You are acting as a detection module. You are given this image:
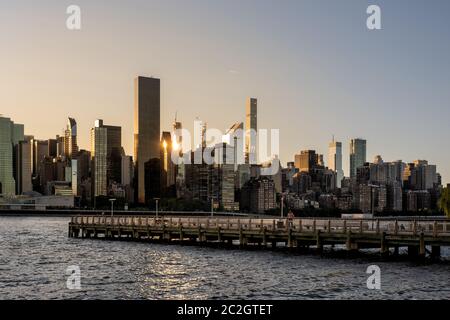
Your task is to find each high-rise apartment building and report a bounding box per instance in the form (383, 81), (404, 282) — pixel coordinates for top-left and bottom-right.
(403, 160), (437, 190)
(245, 98), (257, 164)
(134, 76), (160, 204)
(0, 117), (17, 195)
(240, 177), (276, 214)
(16, 136), (33, 195)
(349, 138), (366, 178)
(328, 138), (344, 188)
(212, 142), (240, 211)
(91, 120), (108, 197)
(90, 119), (122, 198)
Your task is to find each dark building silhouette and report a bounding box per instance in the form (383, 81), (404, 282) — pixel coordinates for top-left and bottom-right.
(134, 77), (161, 204)
(144, 158), (161, 202)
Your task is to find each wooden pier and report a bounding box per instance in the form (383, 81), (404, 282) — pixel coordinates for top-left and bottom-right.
(68, 216), (450, 259)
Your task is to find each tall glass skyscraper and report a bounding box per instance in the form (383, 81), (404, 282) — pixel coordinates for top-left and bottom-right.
(328, 138), (344, 188)
(350, 138), (367, 179)
(134, 76), (160, 204)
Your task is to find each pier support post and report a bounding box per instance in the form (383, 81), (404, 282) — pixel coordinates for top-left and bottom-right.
(217, 227), (222, 244)
(431, 246), (441, 259)
(419, 232), (426, 259)
(238, 227), (248, 249)
(316, 230), (323, 253)
(393, 246), (399, 256)
(346, 231), (352, 251)
(287, 228), (293, 250)
(380, 232), (389, 256)
(262, 227), (267, 248)
(408, 245), (418, 257)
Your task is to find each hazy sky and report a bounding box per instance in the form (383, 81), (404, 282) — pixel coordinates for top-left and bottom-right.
(1, 0), (449, 183)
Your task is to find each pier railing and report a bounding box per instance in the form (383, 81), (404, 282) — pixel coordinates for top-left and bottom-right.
(71, 216), (450, 236)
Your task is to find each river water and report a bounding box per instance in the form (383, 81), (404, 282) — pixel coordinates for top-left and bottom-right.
(0, 216), (449, 300)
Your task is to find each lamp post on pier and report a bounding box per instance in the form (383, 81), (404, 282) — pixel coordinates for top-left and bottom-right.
(109, 198), (116, 216)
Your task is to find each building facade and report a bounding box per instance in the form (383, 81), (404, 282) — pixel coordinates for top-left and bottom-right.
(349, 138), (366, 179)
(245, 98), (257, 164)
(134, 76), (160, 204)
(328, 138), (344, 188)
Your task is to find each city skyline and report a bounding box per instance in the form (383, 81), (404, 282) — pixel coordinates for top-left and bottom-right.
(1, 0), (450, 184)
(1, 82), (447, 184)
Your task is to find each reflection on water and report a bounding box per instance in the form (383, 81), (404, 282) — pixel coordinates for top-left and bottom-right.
(0, 217), (449, 300)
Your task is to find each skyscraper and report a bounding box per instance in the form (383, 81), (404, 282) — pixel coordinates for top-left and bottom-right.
(12, 124), (24, 194)
(134, 76), (160, 204)
(350, 138), (367, 179)
(160, 131), (176, 189)
(31, 139), (48, 177)
(173, 116), (185, 196)
(48, 138), (57, 158)
(104, 124), (122, 185)
(328, 138), (344, 188)
(91, 120), (108, 197)
(294, 150), (319, 173)
(90, 119), (123, 199)
(0, 116), (17, 195)
(245, 98), (257, 164)
(16, 136), (33, 195)
(65, 118), (79, 159)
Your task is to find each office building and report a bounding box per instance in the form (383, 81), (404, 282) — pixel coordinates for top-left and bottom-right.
(161, 131), (176, 190)
(350, 138), (366, 178)
(91, 120), (108, 197)
(328, 138), (344, 188)
(134, 76), (160, 204)
(294, 150), (320, 173)
(104, 124), (122, 185)
(64, 117), (79, 159)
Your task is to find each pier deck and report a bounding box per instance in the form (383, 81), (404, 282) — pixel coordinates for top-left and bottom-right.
(68, 216), (450, 259)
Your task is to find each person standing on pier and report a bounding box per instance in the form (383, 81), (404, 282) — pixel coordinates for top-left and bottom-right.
(287, 210), (295, 228)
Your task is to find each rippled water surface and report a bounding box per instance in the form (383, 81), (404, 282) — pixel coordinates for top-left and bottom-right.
(0, 216), (449, 300)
